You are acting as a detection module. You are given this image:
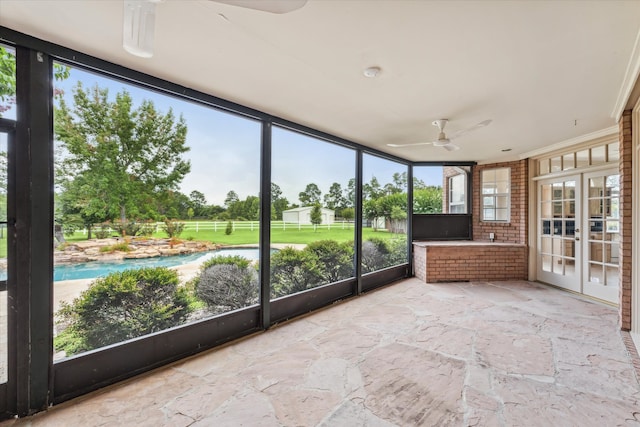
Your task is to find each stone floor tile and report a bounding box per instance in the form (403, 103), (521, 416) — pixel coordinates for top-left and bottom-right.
(2, 280), (639, 427)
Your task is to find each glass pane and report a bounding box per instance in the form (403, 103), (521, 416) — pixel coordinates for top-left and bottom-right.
(552, 183), (563, 200)
(541, 220), (551, 235)
(606, 175), (620, 197)
(563, 182), (575, 199)
(588, 200), (602, 218)
(591, 146), (606, 165)
(565, 258), (576, 277)
(540, 184), (552, 203)
(589, 263), (604, 283)
(271, 127), (356, 298)
(542, 254), (552, 272)
(564, 201), (575, 218)
(539, 159), (550, 175)
(361, 154), (408, 274)
(552, 257), (563, 274)
(552, 237), (563, 255)
(562, 153), (575, 170)
(541, 202), (552, 218)
(483, 209), (495, 220)
(495, 208), (509, 221)
(550, 157), (562, 172)
(482, 183), (496, 195)
(589, 177), (604, 197)
(553, 201), (563, 217)
(53, 64), (261, 359)
(496, 181), (510, 194)
(495, 167), (510, 181)
(604, 242), (619, 265)
(0, 45), (17, 120)
(564, 220), (575, 236)
(496, 196), (509, 209)
(589, 242), (603, 262)
(605, 265), (619, 287)
(607, 142), (620, 162)
(541, 237), (552, 254)
(576, 150), (589, 168)
(553, 220), (563, 236)
(413, 166), (445, 214)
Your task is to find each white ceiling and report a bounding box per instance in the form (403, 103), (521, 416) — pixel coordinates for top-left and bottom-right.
(1, 0), (639, 163)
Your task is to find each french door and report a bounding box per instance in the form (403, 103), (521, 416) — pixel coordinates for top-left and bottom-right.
(537, 170), (620, 304)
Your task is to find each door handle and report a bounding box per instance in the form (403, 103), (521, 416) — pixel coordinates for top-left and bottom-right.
(575, 237), (580, 241)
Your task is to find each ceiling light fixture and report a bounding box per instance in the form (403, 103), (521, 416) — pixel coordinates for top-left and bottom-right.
(363, 66), (381, 78)
(123, 0), (160, 58)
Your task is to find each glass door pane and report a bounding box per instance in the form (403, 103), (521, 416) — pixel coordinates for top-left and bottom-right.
(537, 176), (580, 291)
(583, 171), (619, 303)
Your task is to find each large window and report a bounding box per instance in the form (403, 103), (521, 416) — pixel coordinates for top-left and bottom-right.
(270, 127), (356, 299)
(481, 167), (510, 222)
(52, 64), (261, 360)
(361, 154), (408, 273)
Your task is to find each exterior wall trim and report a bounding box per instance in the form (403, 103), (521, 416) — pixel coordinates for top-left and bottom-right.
(613, 28), (640, 122)
(520, 126), (618, 160)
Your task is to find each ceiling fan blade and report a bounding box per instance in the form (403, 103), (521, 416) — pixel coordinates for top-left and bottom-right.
(449, 119), (492, 140)
(386, 142), (433, 148)
(442, 143), (460, 152)
(211, 0), (308, 14)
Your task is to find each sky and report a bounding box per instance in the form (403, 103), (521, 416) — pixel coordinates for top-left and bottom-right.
(17, 62), (443, 206)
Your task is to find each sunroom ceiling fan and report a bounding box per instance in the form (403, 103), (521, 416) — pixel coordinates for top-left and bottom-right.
(387, 119), (492, 152)
(123, 0), (308, 57)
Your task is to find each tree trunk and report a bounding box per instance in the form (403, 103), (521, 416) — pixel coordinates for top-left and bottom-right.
(87, 224), (92, 240)
(120, 205), (127, 224)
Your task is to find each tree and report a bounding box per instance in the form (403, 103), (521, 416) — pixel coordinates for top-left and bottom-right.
(189, 190), (207, 217)
(345, 178), (356, 207)
(1, 46), (70, 117)
(224, 190), (239, 208)
(363, 176), (383, 200)
(323, 182), (347, 212)
(298, 183), (321, 206)
(271, 182), (289, 220)
(55, 83), (191, 226)
(414, 186), (443, 214)
(310, 203), (322, 231)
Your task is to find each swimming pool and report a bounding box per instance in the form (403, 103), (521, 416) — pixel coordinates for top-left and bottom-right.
(0, 247), (266, 282)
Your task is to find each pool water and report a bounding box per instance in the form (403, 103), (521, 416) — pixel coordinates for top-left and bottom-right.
(0, 248), (264, 282)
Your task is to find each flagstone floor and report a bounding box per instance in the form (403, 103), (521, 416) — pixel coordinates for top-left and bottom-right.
(2, 279), (639, 426)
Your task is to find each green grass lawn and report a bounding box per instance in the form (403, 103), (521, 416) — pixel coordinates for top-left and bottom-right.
(61, 226), (399, 245)
(0, 225), (403, 260)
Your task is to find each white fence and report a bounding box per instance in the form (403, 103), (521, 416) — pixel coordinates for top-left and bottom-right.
(78, 220), (356, 235)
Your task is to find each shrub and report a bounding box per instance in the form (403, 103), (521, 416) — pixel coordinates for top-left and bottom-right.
(303, 240), (353, 283)
(54, 267), (193, 356)
(99, 242), (130, 253)
(361, 237), (407, 273)
(225, 220), (233, 235)
(162, 219), (185, 238)
(94, 223), (112, 239)
(193, 255), (258, 314)
(361, 237), (391, 273)
(270, 247), (323, 298)
(138, 222), (156, 237)
(115, 221), (142, 237)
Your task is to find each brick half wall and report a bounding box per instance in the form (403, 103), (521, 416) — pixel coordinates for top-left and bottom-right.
(414, 242), (528, 282)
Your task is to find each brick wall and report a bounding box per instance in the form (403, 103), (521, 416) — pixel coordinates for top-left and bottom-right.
(619, 110), (632, 330)
(414, 243), (528, 282)
(472, 160), (528, 244)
